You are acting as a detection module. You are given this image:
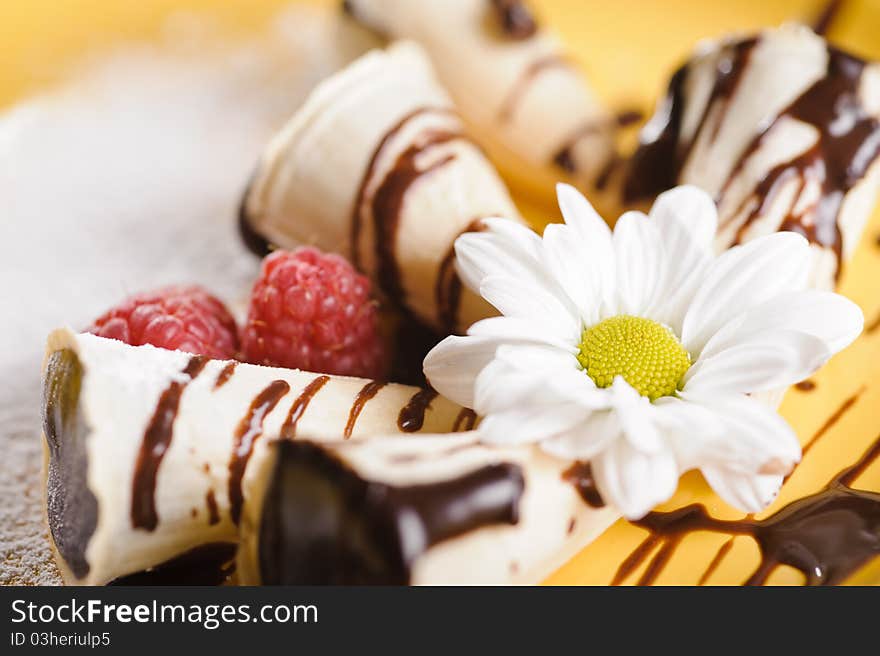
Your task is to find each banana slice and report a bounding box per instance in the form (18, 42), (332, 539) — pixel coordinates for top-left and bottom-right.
(342, 0), (617, 201)
(621, 24), (880, 289)
(237, 432), (618, 585)
(41, 328), (466, 585)
(241, 41), (522, 334)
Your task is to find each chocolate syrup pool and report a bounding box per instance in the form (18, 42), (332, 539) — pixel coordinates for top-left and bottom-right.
(614, 434), (880, 586)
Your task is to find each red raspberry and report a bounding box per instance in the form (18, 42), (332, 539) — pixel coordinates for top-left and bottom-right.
(242, 247), (386, 379)
(87, 285), (239, 359)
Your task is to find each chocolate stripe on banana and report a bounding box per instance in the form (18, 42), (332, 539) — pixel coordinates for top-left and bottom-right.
(241, 43), (521, 334)
(561, 462), (604, 508)
(228, 380), (290, 525)
(253, 440), (523, 584)
(343, 0), (617, 197)
(131, 355), (208, 531)
(41, 329), (465, 584)
(237, 433), (620, 585)
(452, 408), (478, 432)
(623, 25), (880, 288)
(397, 387), (439, 432)
(488, 0), (538, 41)
(344, 381), (387, 438)
(435, 218), (487, 334)
(497, 55), (571, 122)
(280, 374), (330, 439)
(724, 49), (880, 278)
(350, 106), (455, 270)
(370, 130), (463, 309)
(213, 362), (237, 390)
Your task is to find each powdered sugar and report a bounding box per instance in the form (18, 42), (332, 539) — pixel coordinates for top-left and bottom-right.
(0, 6), (357, 584)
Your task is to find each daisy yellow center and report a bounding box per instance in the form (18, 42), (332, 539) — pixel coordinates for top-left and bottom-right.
(577, 315), (691, 401)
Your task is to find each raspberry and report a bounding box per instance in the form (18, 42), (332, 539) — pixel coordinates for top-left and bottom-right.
(87, 285), (239, 359)
(242, 247), (386, 379)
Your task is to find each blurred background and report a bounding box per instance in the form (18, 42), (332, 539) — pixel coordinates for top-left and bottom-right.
(0, 0), (878, 109)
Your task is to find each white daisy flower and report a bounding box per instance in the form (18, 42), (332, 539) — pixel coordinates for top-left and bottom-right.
(423, 184), (864, 520)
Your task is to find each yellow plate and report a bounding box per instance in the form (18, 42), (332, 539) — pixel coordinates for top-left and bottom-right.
(4, 0), (879, 585)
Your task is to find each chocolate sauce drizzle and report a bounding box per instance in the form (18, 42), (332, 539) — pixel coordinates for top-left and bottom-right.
(498, 56), (570, 122)
(213, 362), (237, 390)
(624, 36), (880, 279)
(552, 109), (644, 177)
(344, 380), (387, 438)
(614, 432), (880, 586)
(552, 122), (604, 175)
(205, 489), (220, 526)
(280, 375), (330, 439)
(350, 107), (454, 270)
(349, 106), (471, 318)
(372, 133), (461, 308)
(228, 380), (290, 524)
(795, 379), (816, 392)
(453, 408), (478, 432)
(801, 386), (863, 456)
(397, 387), (439, 432)
(131, 356), (208, 531)
(730, 49), (880, 268)
(621, 64), (688, 198)
(616, 109), (644, 128)
(258, 440), (525, 584)
(623, 38), (758, 202)
(813, 0), (844, 36)
(435, 218), (487, 333)
(489, 0), (538, 40)
(384, 462), (525, 569)
(697, 537), (735, 585)
(561, 462), (605, 508)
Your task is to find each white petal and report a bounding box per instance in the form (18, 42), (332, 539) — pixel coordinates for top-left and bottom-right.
(701, 467), (784, 513)
(541, 222), (602, 326)
(541, 411), (620, 461)
(477, 402), (591, 445)
(609, 377), (664, 453)
(612, 211), (663, 316)
(680, 232), (811, 357)
(592, 438), (679, 520)
(483, 344), (609, 410)
(556, 183), (616, 314)
(466, 316), (575, 352)
(700, 290), (864, 360)
(423, 335), (501, 408)
(479, 275), (581, 344)
(649, 185), (717, 249)
(557, 183), (607, 233)
(684, 330), (829, 394)
(453, 219), (543, 293)
(473, 358), (552, 413)
(647, 186), (717, 330)
(651, 395), (725, 468)
(456, 219), (584, 332)
(676, 393), (802, 474)
(473, 344), (577, 410)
